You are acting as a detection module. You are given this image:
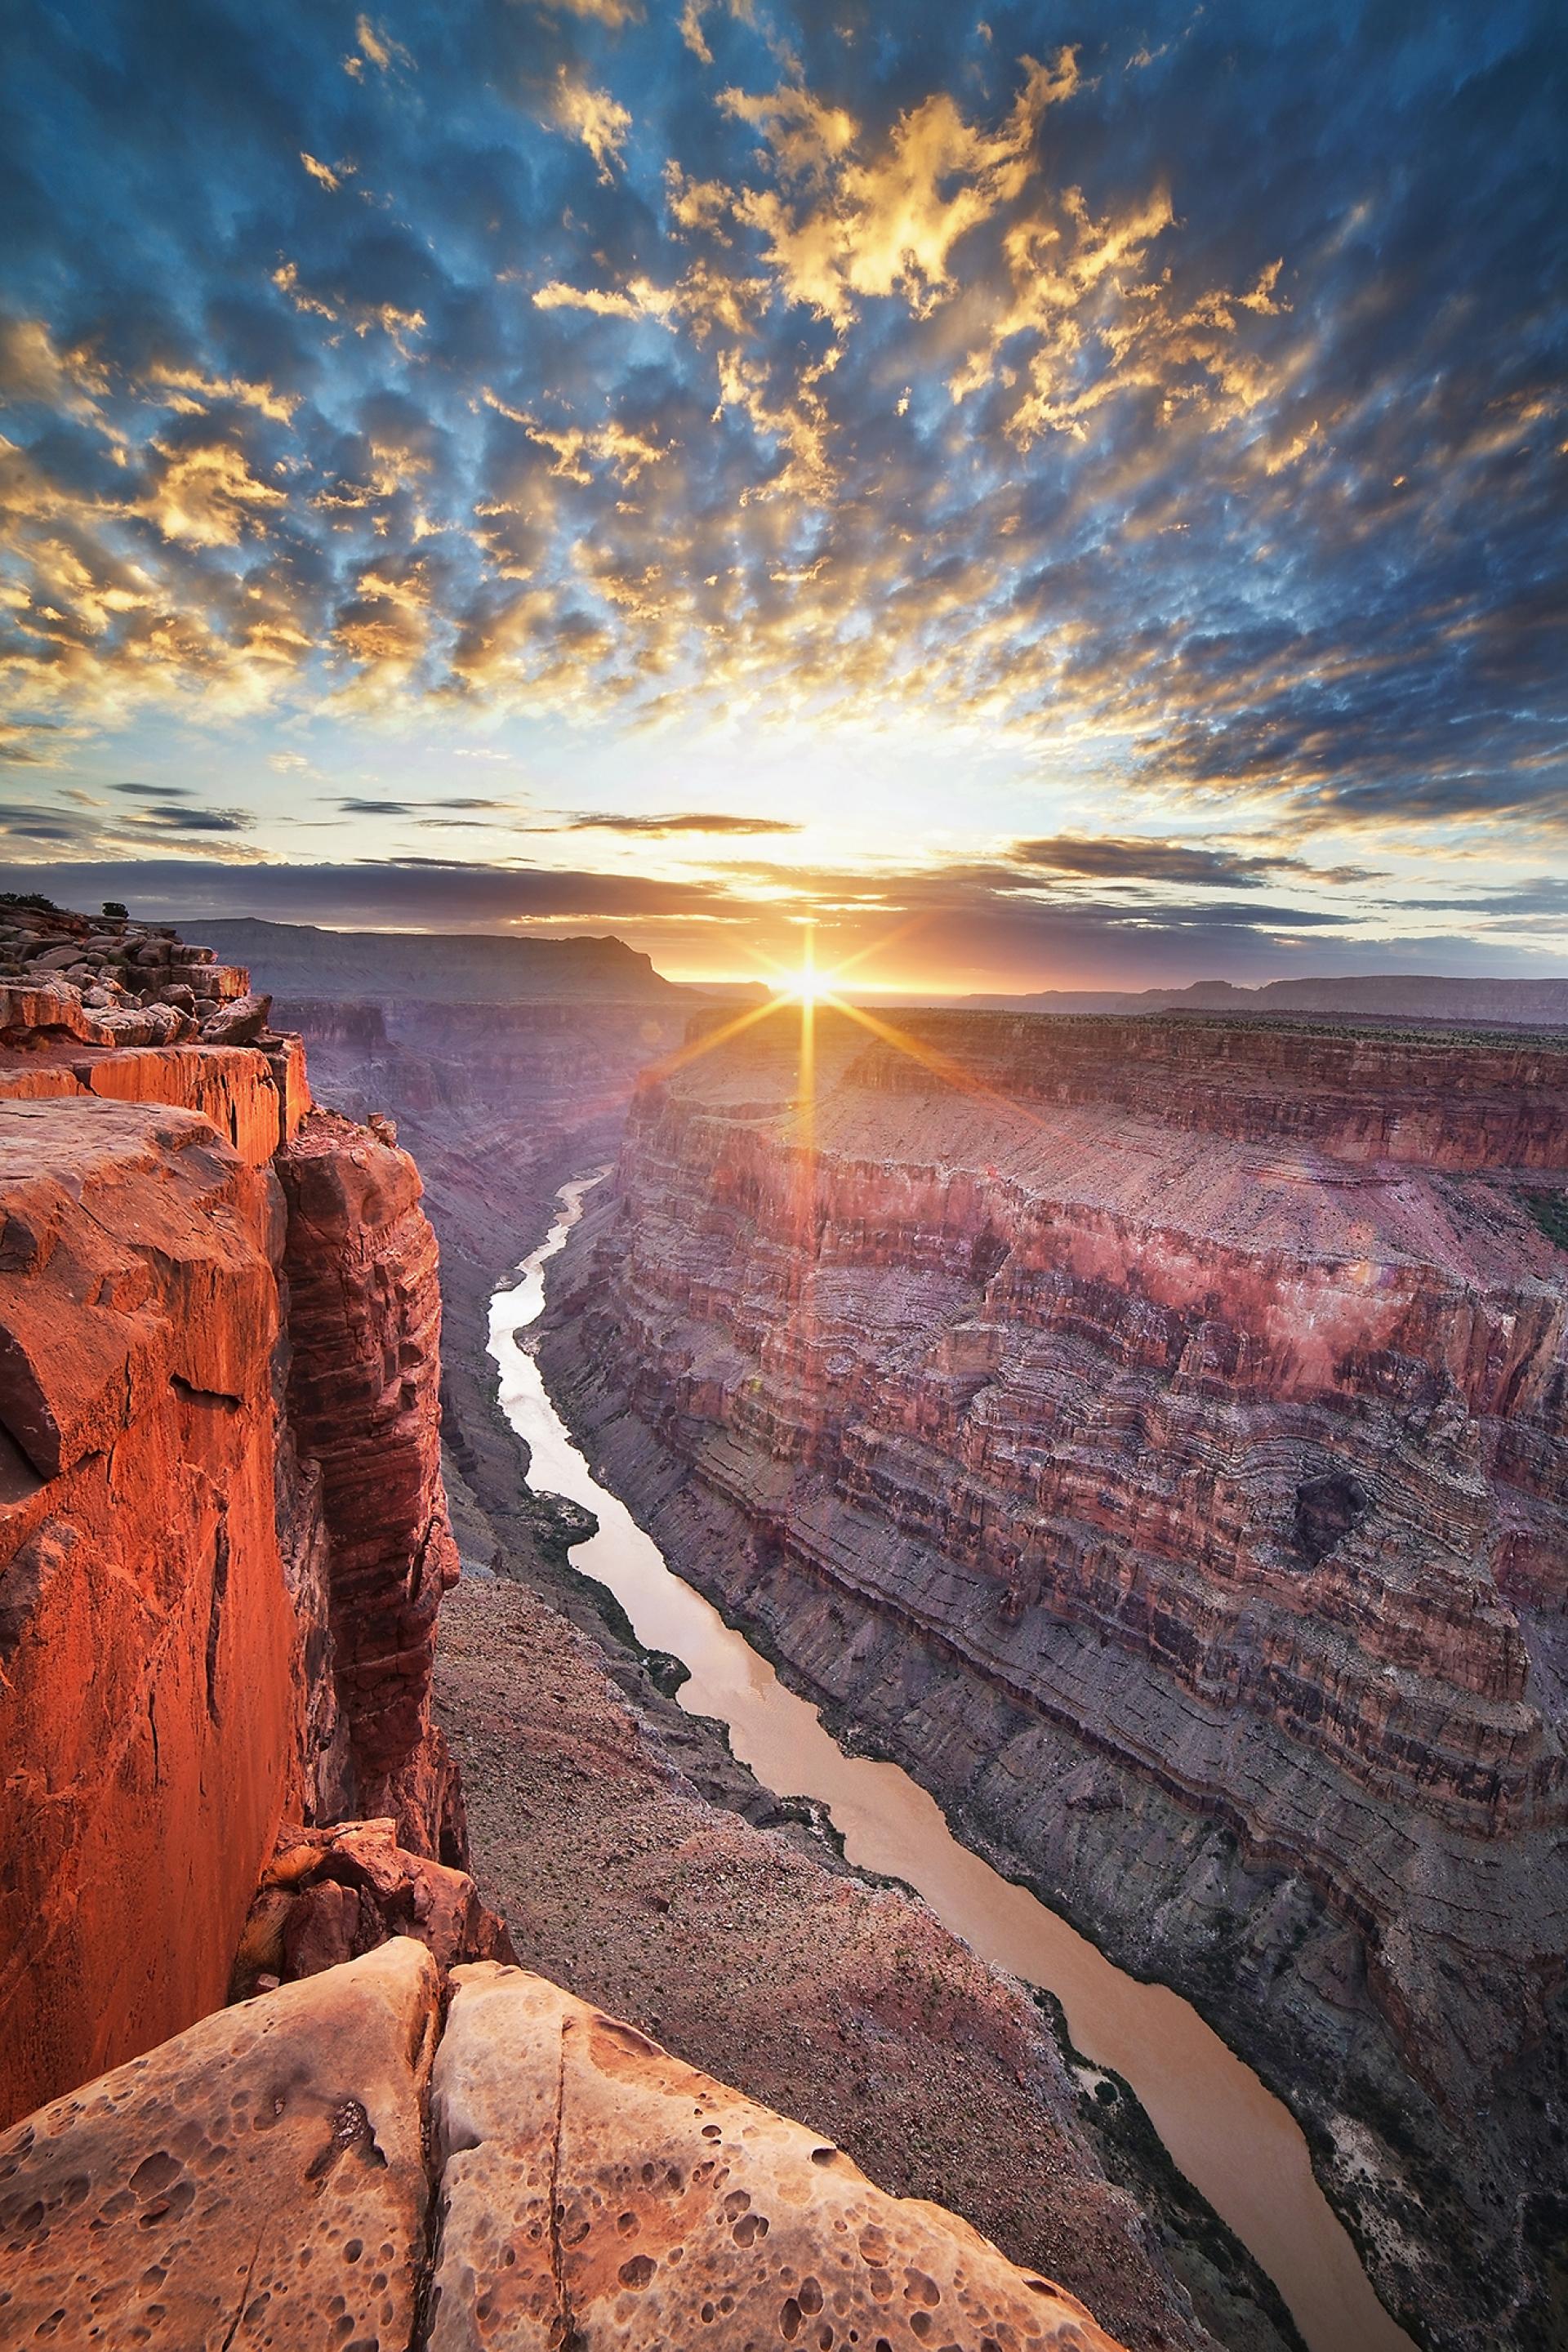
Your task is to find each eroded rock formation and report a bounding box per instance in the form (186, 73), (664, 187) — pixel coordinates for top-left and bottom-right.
(0, 1096), (326, 2127)
(232, 1817), (514, 1997)
(0, 1940), (440, 2351)
(0, 904), (465, 2126)
(426, 1962), (1126, 2351)
(541, 1002), (1568, 2347)
(0, 1940), (1131, 2352)
(278, 1111), (465, 1854)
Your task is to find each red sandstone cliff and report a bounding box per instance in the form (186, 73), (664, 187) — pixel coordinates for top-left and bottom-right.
(541, 1002), (1568, 2350)
(278, 1111), (465, 1855)
(0, 903), (473, 2125)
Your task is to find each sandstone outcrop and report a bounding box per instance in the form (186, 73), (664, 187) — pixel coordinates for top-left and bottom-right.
(0, 1943), (1134, 2352)
(542, 1002), (1568, 2347)
(0, 1939), (440, 2352)
(233, 1817), (514, 1996)
(0, 1094), (333, 2127)
(426, 1962), (1127, 2352)
(278, 1111), (465, 1855)
(0, 905), (467, 2127)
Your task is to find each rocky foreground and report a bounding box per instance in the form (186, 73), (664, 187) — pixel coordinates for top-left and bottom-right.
(0, 1938), (1126, 2352)
(541, 1001), (1568, 2350)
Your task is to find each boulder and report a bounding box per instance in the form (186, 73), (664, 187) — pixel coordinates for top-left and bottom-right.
(202, 991), (272, 1046)
(0, 1939), (439, 2350)
(232, 1816), (514, 1997)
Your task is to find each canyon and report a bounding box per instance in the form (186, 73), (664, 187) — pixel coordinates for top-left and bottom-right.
(538, 1000), (1568, 2351)
(7, 896), (1564, 2350)
(0, 901), (1197, 2352)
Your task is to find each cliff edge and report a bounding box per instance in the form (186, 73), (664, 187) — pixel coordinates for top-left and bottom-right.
(0, 901), (474, 2123)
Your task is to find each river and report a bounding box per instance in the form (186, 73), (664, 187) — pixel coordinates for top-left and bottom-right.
(488, 1171), (1415, 2352)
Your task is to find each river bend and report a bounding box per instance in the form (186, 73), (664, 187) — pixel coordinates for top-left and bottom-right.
(489, 1172), (1414, 2352)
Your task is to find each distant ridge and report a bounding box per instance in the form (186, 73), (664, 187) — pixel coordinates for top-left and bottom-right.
(953, 973), (1568, 1027)
(199, 917), (677, 1004)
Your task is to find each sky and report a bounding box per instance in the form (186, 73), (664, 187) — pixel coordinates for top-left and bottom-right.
(0, 0), (1565, 991)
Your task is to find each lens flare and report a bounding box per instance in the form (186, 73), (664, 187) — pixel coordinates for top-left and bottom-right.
(773, 928), (840, 1004)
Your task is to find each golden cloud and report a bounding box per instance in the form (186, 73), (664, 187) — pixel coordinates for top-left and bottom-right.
(550, 66), (634, 183)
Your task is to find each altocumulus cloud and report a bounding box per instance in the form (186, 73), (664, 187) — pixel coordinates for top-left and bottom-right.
(0, 0), (1563, 847)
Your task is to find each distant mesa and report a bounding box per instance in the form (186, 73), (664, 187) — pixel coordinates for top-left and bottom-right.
(198, 915), (679, 1004)
(958, 972), (1568, 1027)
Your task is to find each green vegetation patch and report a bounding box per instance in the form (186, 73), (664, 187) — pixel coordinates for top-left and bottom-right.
(1521, 1191), (1568, 1252)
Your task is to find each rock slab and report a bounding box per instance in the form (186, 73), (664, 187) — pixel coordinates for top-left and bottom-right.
(0, 1939), (439, 2351)
(427, 1962), (1125, 2351)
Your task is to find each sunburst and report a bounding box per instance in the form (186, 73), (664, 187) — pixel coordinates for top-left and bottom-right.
(630, 920), (1052, 1408)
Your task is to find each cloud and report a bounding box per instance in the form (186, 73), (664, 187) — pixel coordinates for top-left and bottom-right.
(550, 68), (633, 183)
(0, 719), (65, 764)
(131, 805), (254, 833)
(338, 794), (512, 816)
(345, 15), (411, 76)
(1009, 835), (1307, 889)
(538, 0), (644, 24)
(0, 0), (1562, 884)
(568, 810), (802, 834)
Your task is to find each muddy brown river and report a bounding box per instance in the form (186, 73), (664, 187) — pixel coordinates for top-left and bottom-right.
(491, 1173), (1415, 2352)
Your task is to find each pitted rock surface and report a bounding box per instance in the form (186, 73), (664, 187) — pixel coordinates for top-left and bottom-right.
(0, 1939), (439, 2351)
(427, 1963), (1129, 2352)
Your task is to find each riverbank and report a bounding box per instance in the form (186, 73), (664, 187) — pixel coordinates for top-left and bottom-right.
(529, 1178), (1420, 2352)
(429, 1195), (1302, 2352)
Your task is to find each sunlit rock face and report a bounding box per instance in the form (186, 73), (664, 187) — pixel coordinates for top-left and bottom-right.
(0, 1940), (441, 2352)
(0, 1094), (328, 2130)
(542, 1003), (1568, 2346)
(0, 1944), (1131, 2352)
(425, 1962), (1128, 2352)
(0, 911), (469, 2126)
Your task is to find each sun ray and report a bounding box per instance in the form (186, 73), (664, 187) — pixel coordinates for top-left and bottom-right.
(824, 997), (1054, 1140)
(635, 988), (787, 1087)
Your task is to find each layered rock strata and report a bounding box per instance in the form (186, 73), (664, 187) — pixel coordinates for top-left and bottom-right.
(541, 1003), (1568, 2347)
(0, 907), (465, 2127)
(278, 1111), (465, 1854)
(0, 1939), (1133, 2352)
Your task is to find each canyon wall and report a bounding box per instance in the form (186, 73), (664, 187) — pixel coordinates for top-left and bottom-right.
(0, 903), (467, 2125)
(542, 1002), (1568, 2350)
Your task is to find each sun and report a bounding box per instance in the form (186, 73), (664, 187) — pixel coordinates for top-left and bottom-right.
(777, 964), (840, 1004)
(769, 924), (841, 1005)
